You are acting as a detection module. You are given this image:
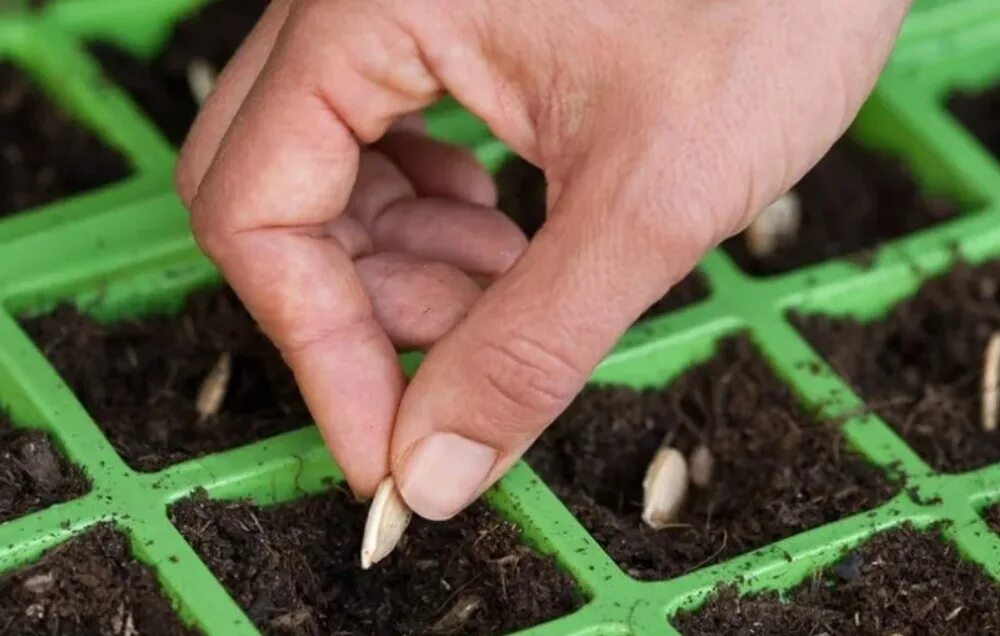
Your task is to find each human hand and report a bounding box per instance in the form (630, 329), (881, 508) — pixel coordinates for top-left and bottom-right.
(176, 0), (911, 520)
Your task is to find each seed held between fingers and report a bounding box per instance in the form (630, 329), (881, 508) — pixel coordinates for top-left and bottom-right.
(745, 191), (802, 258)
(361, 477), (413, 569)
(642, 447), (689, 530)
(186, 58), (218, 106)
(981, 332), (1000, 432)
(195, 352), (231, 422)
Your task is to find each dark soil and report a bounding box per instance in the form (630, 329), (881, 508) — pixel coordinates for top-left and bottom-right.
(0, 415), (89, 523)
(987, 505), (1000, 534)
(949, 86), (1000, 158)
(0, 64), (130, 218)
(170, 489), (581, 635)
(90, 0), (269, 144)
(525, 335), (897, 581)
(496, 156), (710, 318)
(673, 524), (1000, 635)
(723, 139), (959, 275)
(21, 288), (309, 472)
(794, 261), (1000, 473)
(0, 524), (196, 635)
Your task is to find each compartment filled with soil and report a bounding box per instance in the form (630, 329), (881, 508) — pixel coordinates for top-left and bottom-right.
(722, 138), (958, 276)
(794, 261), (1000, 473)
(170, 489), (582, 635)
(90, 0), (269, 144)
(496, 156), (710, 318)
(0, 63), (130, 218)
(986, 505), (1000, 534)
(525, 335), (896, 581)
(673, 524), (1000, 635)
(0, 523), (195, 635)
(949, 86), (1000, 158)
(0, 415), (89, 523)
(21, 288), (309, 472)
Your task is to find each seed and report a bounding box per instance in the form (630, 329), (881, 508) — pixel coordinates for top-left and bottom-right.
(361, 476), (412, 569)
(22, 572), (55, 595)
(186, 58), (218, 105)
(688, 444), (714, 488)
(745, 191), (801, 258)
(429, 594), (484, 634)
(981, 332), (1000, 432)
(641, 446), (688, 530)
(195, 352), (231, 422)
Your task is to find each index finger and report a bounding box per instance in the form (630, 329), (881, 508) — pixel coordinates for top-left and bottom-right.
(188, 1), (443, 496)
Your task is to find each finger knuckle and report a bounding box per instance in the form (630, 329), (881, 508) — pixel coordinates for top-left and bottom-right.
(476, 332), (586, 418)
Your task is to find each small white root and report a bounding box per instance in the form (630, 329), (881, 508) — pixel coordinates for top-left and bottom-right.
(745, 191), (802, 258)
(981, 332), (1000, 432)
(186, 58), (218, 105)
(688, 444), (714, 488)
(641, 447), (689, 530)
(195, 352), (231, 421)
(361, 477), (412, 569)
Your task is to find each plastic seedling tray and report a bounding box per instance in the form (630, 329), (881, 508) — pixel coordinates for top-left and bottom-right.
(1, 1), (1000, 634)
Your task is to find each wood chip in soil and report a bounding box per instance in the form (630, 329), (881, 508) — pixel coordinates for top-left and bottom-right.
(90, 0), (269, 144)
(0, 63), (130, 218)
(0, 414), (89, 523)
(0, 524), (196, 635)
(496, 156), (710, 318)
(672, 524), (1000, 635)
(21, 288), (309, 472)
(722, 138), (959, 275)
(794, 260), (1000, 472)
(949, 85), (1000, 158)
(170, 489), (582, 635)
(525, 335), (897, 581)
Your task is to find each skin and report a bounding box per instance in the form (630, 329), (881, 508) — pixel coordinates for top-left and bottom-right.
(177, 0), (913, 520)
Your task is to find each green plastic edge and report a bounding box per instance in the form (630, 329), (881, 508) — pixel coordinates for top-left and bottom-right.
(0, 2), (998, 635)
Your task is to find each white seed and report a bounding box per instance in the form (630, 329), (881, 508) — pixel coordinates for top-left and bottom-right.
(22, 572), (55, 595)
(195, 352), (232, 422)
(186, 58), (218, 105)
(688, 444), (714, 488)
(361, 477), (412, 569)
(982, 332), (1000, 432)
(745, 191), (802, 258)
(641, 447), (689, 530)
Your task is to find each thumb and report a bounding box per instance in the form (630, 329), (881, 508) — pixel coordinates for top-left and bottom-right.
(389, 150), (715, 520)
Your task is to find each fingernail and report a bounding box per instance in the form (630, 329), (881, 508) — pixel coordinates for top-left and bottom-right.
(395, 432), (498, 521)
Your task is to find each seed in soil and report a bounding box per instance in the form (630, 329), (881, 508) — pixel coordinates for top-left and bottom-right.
(0, 63), (130, 218)
(948, 85), (1000, 158)
(982, 331), (1000, 432)
(21, 287), (309, 472)
(672, 524), (1000, 635)
(496, 155), (710, 319)
(641, 446), (688, 529)
(526, 335), (898, 581)
(0, 523), (196, 635)
(722, 138), (959, 275)
(89, 0), (269, 144)
(170, 488), (582, 635)
(794, 260), (1000, 472)
(0, 414), (89, 523)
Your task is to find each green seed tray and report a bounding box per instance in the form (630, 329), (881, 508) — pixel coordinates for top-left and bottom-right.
(1, 1), (1000, 634)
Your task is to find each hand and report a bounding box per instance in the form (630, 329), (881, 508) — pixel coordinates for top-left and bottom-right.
(176, 0), (912, 520)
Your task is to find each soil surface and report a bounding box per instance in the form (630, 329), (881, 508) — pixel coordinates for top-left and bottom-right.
(949, 86), (1000, 158)
(525, 335), (896, 581)
(723, 139), (959, 275)
(171, 489), (581, 635)
(21, 288), (309, 472)
(496, 156), (710, 318)
(0, 64), (130, 218)
(0, 524), (195, 635)
(987, 505), (1000, 534)
(795, 261), (1000, 473)
(673, 524), (1000, 635)
(0, 415), (89, 524)
(91, 0), (269, 144)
